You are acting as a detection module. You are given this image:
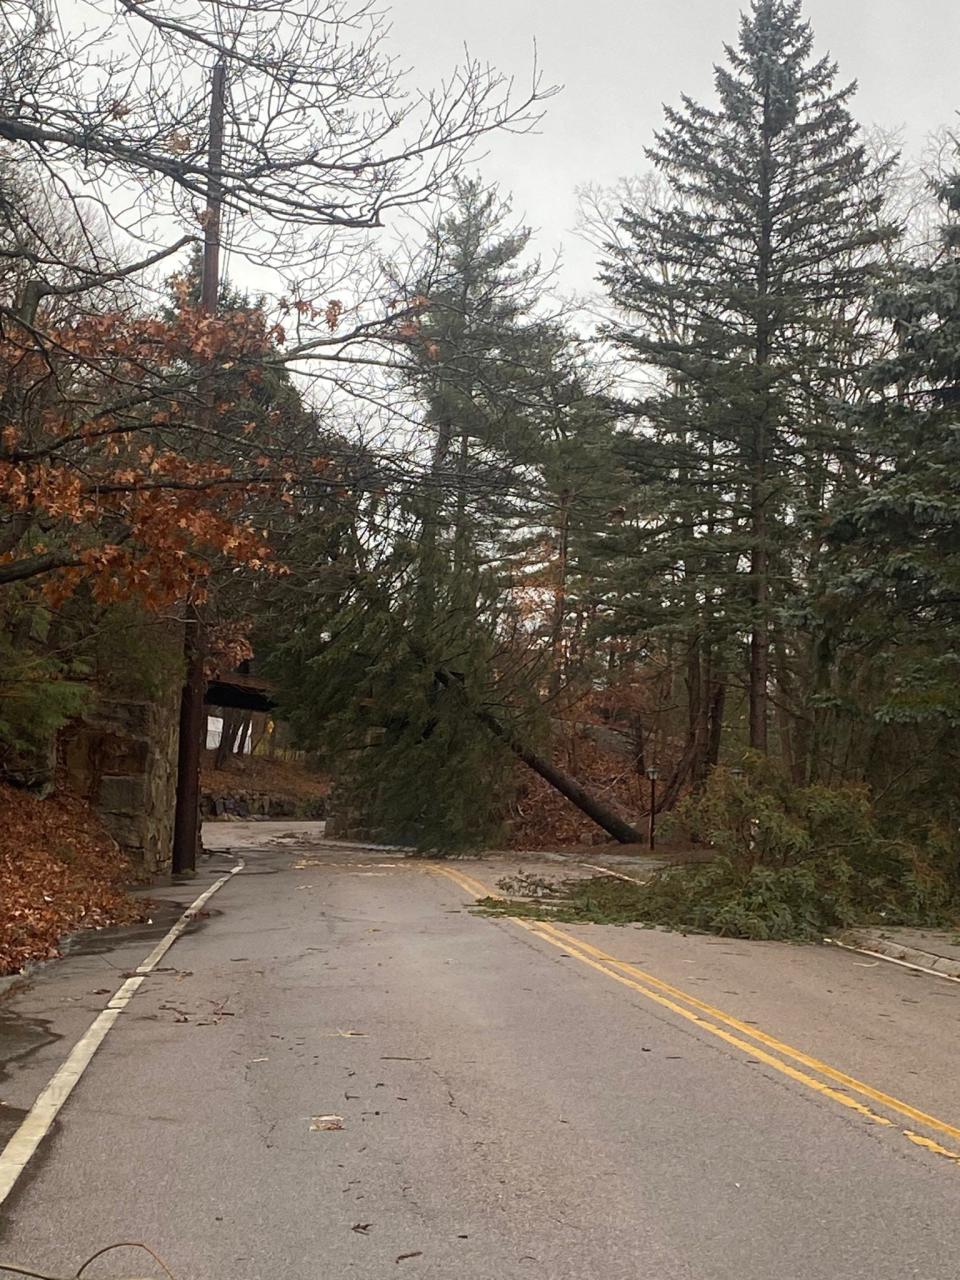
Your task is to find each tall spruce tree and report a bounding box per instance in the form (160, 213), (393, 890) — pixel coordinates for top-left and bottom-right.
(824, 167), (960, 820)
(600, 0), (894, 762)
(510, 386), (629, 697)
(406, 177), (564, 572)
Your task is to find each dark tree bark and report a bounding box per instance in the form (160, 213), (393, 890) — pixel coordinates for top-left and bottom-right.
(215, 708), (240, 769)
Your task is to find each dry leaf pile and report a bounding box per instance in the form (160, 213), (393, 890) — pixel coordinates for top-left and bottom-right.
(201, 750), (330, 804)
(0, 782), (145, 976)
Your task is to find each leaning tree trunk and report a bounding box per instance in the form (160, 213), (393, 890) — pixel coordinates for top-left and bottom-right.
(431, 666), (644, 845)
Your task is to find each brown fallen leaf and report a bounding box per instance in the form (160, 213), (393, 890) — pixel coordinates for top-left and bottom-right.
(310, 1114), (344, 1131)
(0, 781), (147, 978)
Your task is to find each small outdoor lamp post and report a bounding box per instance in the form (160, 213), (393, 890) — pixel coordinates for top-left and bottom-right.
(646, 767), (661, 852)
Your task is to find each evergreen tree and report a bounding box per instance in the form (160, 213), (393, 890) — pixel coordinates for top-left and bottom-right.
(270, 524), (541, 851)
(825, 167), (960, 823)
(600, 0), (895, 766)
(405, 177), (564, 570)
(265, 179), (565, 848)
(504, 383), (632, 698)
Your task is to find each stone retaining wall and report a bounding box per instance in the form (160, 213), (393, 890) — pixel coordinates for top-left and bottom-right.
(201, 789), (325, 820)
(60, 688), (181, 877)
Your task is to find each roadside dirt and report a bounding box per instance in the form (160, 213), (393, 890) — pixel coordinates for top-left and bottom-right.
(201, 752), (330, 805)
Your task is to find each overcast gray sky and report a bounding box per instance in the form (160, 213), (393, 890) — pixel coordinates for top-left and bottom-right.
(388, 0), (960, 294)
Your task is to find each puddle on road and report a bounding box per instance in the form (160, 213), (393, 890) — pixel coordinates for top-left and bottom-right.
(0, 1007), (62, 1143)
(0, 1009), (61, 1088)
(0, 1099), (28, 1147)
(61, 902), (185, 958)
(62, 901), (224, 958)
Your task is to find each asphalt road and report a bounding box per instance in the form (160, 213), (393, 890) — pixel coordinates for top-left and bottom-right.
(2, 829), (960, 1279)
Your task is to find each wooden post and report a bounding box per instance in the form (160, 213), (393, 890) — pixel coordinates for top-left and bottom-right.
(172, 606), (206, 873)
(648, 772), (657, 853)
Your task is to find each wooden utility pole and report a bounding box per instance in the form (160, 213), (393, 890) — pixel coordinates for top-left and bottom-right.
(172, 60), (226, 875)
(200, 61), (227, 315)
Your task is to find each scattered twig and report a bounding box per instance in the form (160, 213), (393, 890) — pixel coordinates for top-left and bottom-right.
(1, 1241), (176, 1280)
(76, 1241), (177, 1280)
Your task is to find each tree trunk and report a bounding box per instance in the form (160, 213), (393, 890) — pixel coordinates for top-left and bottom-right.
(431, 665), (644, 844)
(495, 726), (644, 845)
(750, 81), (774, 754)
(548, 488), (570, 697)
(249, 712), (269, 756)
(172, 608), (205, 874)
(749, 501), (770, 753)
(233, 712), (252, 757)
(707, 677), (726, 771)
(773, 634), (798, 781)
(452, 428), (471, 577)
(215, 708), (240, 769)
(631, 712), (647, 780)
(657, 736), (698, 814)
(682, 633), (711, 790)
(693, 638), (714, 788)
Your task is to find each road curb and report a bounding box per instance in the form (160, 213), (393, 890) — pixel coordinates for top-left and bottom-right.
(829, 932), (960, 982)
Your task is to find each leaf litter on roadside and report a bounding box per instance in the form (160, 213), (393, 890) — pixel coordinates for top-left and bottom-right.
(0, 781), (146, 975)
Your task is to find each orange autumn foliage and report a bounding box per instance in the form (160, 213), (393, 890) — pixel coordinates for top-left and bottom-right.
(0, 301), (304, 608)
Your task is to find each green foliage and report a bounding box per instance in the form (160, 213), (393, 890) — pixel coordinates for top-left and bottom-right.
(268, 539), (544, 853)
(483, 761), (960, 941)
(0, 634), (90, 784)
(89, 605), (184, 700)
(596, 0), (896, 775)
(264, 178), (569, 851)
(0, 594), (184, 787)
(668, 757), (878, 866)
(829, 170), (960, 707)
(810, 154), (960, 814)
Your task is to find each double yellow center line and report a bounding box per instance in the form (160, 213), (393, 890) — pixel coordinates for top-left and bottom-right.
(429, 863), (960, 1167)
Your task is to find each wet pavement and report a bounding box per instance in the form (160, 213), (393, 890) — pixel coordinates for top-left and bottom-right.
(0, 844), (239, 1147)
(4, 830), (960, 1279)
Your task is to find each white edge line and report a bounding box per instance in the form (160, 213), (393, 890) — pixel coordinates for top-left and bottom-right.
(577, 861), (646, 884)
(0, 860), (245, 1207)
(826, 937), (960, 984)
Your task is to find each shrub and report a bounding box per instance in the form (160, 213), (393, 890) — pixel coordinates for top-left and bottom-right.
(485, 758), (960, 941)
(0, 636), (90, 787)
